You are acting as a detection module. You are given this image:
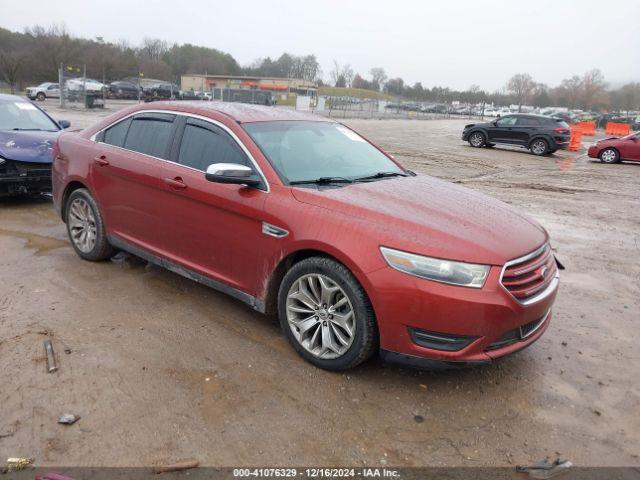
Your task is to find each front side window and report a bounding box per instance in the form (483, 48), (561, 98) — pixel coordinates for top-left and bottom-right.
(243, 121), (403, 183)
(177, 118), (248, 171)
(496, 116), (518, 126)
(123, 113), (176, 159)
(101, 118), (132, 147)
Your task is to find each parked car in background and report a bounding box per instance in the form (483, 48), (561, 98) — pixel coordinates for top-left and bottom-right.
(52, 102), (558, 370)
(587, 132), (640, 164)
(552, 112), (576, 125)
(0, 94), (69, 196)
(66, 78), (105, 93)
(107, 81), (140, 99)
(463, 114), (571, 155)
(143, 83), (178, 101)
(26, 82), (60, 101)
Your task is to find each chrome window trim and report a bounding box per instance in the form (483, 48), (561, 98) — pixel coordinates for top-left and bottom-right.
(90, 109), (270, 192)
(499, 243), (559, 306)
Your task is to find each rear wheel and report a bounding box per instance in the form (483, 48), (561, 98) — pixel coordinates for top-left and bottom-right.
(600, 148), (620, 164)
(65, 188), (116, 261)
(530, 138), (549, 156)
(278, 257), (377, 371)
(36, 92), (46, 101)
(468, 131), (485, 148)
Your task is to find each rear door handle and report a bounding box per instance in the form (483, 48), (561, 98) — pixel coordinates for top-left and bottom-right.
(164, 177), (187, 190)
(93, 155), (109, 166)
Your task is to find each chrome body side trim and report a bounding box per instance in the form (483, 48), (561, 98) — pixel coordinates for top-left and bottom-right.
(108, 234), (266, 313)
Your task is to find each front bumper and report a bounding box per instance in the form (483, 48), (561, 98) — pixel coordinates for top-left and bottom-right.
(367, 262), (558, 367)
(587, 145), (600, 158)
(0, 163), (52, 197)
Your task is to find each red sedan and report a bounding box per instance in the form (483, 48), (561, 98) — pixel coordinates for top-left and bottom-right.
(588, 132), (640, 163)
(52, 102), (559, 371)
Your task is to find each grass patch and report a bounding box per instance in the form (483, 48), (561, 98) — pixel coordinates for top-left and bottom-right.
(318, 87), (393, 100)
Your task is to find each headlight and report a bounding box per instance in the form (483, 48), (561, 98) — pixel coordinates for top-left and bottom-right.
(380, 246), (490, 288)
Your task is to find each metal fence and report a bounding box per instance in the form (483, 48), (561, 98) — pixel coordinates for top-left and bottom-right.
(57, 63), (107, 109)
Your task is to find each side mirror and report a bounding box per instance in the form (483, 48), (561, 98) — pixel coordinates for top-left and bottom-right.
(205, 163), (261, 187)
(492, 121), (498, 126)
(58, 120), (70, 129)
(630, 135), (638, 142)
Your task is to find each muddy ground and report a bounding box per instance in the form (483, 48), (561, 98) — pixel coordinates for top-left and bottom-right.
(1, 101), (639, 468)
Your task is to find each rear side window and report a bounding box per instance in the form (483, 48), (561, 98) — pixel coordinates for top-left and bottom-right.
(554, 119), (570, 129)
(123, 113), (176, 159)
(102, 118), (132, 147)
(177, 118), (248, 171)
(516, 117), (541, 126)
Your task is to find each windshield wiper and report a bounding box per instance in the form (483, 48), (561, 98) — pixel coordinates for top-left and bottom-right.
(353, 171), (408, 182)
(289, 176), (354, 185)
(12, 128), (53, 131)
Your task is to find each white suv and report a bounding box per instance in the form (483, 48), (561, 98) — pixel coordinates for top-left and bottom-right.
(26, 82), (60, 101)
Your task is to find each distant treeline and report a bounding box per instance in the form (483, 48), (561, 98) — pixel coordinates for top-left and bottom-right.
(0, 25), (320, 90)
(0, 24), (638, 112)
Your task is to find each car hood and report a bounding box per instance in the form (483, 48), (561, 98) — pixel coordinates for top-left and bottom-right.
(0, 130), (60, 163)
(291, 175), (547, 265)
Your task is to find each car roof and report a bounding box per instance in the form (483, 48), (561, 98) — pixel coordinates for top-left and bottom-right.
(143, 100), (333, 124)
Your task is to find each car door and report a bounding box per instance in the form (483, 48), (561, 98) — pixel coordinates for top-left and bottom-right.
(158, 115), (267, 295)
(618, 134), (640, 161)
(514, 116), (540, 145)
(48, 84), (60, 98)
(92, 112), (177, 253)
(488, 115), (518, 143)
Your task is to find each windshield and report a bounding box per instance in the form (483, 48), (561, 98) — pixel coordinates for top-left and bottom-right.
(0, 101), (60, 131)
(243, 121), (403, 183)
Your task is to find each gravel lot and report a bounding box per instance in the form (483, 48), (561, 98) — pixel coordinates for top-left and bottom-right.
(1, 100), (638, 468)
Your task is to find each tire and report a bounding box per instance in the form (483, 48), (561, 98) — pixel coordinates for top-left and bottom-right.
(65, 188), (116, 261)
(36, 92), (46, 101)
(277, 256), (378, 371)
(530, 138), (549, 156)
(468, 131), (485, 148)
(599, 147), (620, 164)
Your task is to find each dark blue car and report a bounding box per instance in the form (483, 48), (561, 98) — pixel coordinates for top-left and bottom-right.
(0, 94), (70, 197)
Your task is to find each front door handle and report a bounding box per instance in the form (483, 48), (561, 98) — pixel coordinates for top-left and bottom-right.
(164, 177), (187, 190)
(93, 155), (109, 166)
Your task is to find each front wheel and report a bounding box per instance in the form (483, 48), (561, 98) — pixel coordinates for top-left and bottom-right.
(600, 148), (620, 164)
(468, 131), (485, 147)
(278, 257), (378, 371)
(36, 92), (46, 101)
(530, 138), (549, 156)
(65, 188), (116, 261)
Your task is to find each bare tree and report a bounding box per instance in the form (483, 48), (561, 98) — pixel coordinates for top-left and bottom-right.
(581, 69), (607, 110)
(0, 50), (22, 93)
(341, 64), (354, 88)
(506, 73), (535, 111)
(369, 67), (387, 91)
(330, 60), (340, 86)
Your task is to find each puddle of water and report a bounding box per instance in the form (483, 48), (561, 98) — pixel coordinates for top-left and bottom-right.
(0, 228), (68, 255)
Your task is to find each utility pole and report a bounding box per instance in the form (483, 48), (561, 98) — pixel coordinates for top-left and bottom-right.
(59, 63), (65, 108)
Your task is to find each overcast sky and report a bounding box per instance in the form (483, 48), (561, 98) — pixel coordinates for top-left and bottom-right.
(2, 0), (639, 90)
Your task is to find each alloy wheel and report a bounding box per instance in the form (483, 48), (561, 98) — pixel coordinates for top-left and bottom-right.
(286, 273), (356, 359)
(601, 149), (617, 163)
(68, 197), (97, 253)
(470, 132), (484, 147)
(531, 140), (547, 155)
